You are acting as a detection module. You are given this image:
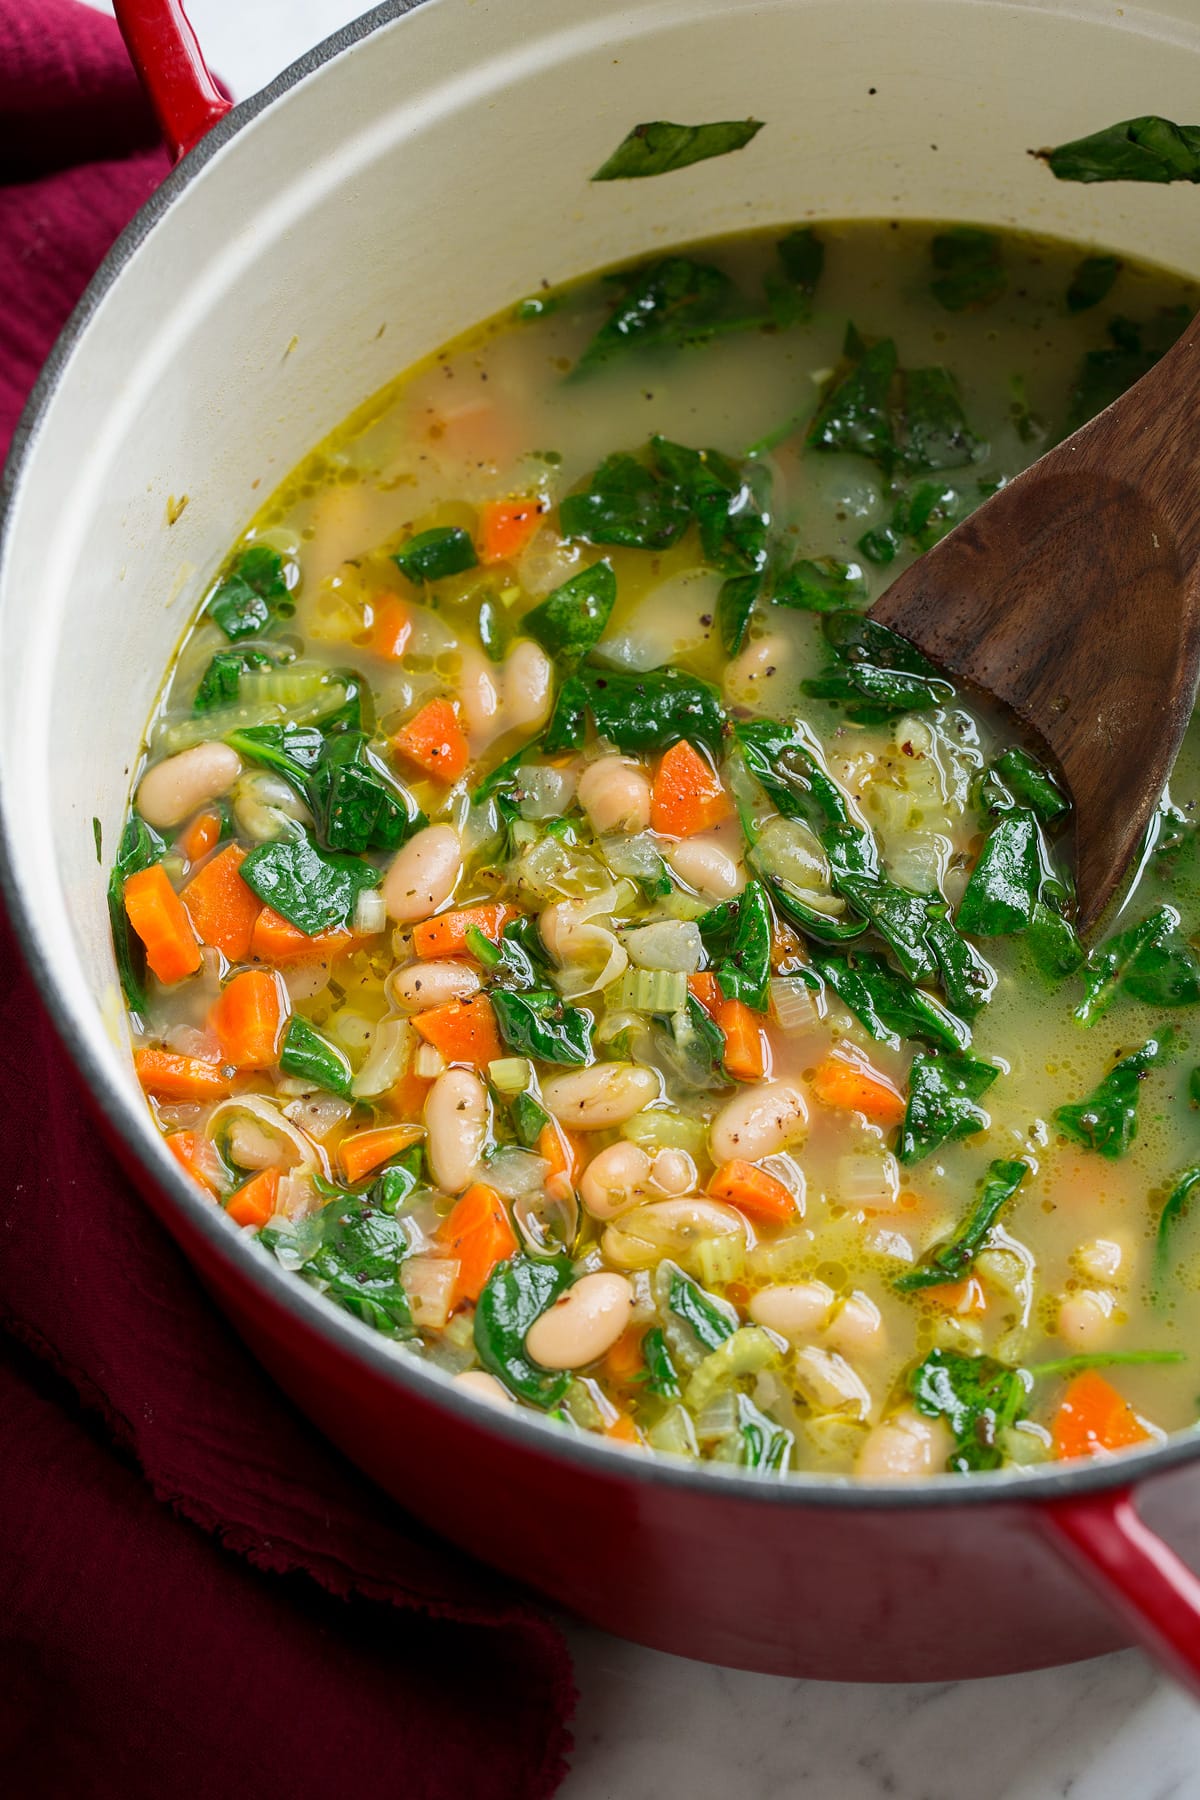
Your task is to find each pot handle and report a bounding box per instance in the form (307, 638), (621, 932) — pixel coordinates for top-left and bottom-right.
(112, 0), (232, 163)
(1043, 1487), (1200, 1697)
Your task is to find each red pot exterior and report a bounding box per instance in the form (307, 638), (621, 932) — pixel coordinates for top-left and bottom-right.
(114, 1140), (1126, 1681)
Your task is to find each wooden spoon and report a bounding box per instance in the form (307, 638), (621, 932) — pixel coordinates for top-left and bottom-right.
(869, 309), (1200, 934)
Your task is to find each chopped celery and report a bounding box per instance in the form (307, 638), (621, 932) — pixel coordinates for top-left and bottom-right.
(684, 1326), (781, 1412)
(646, 1405), (699, 1458)
(160, 679), (351, 753)
(621, 1110), (710, 1160)
(488, 1056), (532, 1094)
(607, 967), (688, 1014)
(562, 1377), (605, 1432)
(237, 665), (336, 710)
(695, 1234), (746, 1289)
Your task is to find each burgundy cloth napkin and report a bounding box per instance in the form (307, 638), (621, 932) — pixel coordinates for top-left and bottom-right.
(0, 5), (575, 1793)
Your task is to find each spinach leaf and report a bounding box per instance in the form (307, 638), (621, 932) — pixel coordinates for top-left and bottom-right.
(908, 1348), (1028, 1473)
(1062, 307), (1192, 437)
(280, 1195), (413, 1335)
(491, 988), (594, 1065)
(667, 1267), (737, 1351)
(834, 873), (937, 985)
(642, 1325), (682, 1398)
(208, 545), (293, 641)
(896, 1158), (1027, 1288)
(930, 228), (1007, 311)
(764, 227), (824, 327)
(474, 1254), (574, 1407)
(1067, 254), (1122, 313)
(194, 645), (273, 712)
(510, 1089), (551, 1149)
(1076, 905), (1200, 1024)
(762, 876), (870, 944)
(735, 717), (853, 832)
(394, 526), (477, 584)
(703, 879), (772, 1013)
(522, 562), (617, 670)
(279, 1015), (353, 1097)
(559, 451), (692, 547)
(655, 994), (730, 1092)
(374, 1145), (425, 1213)
(923, 911), (998, 1016)
(807, 324), (897, 468)
(896, 366), (987, 472)
(307, 731), (424, 855)
(591, 118), (764, 181)
(472, 739), (540, 807)
(980, 746), (1069, 824)
(957, 810), (1041, 935)
(735, 1392), (794, 1474)
(772, 556), (867, 614)
(716, 574), (761, 655)
(1154, 1167), (1200, 1305)
(858, 481), (968, 566)
(1037, 115), (1200, 185)
(1028, 1349), (1185, 1379)
(544, 665), (726, 756)
(897, 1054), (1001, 1165)
(1054, 1031), (1175, 1159)
(571, 259), (753, 376)
(803, 611), (955, 720)
(239, 832), (379, 936)
(107, 817), (167, 1014)
(816, 949), (970, 1053)
(1026, 899), (1086, 982)
(225, 721), (326, 788)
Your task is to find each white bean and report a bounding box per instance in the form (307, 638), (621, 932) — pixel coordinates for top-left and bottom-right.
(651, 1148), (695, 1197)
(710, 1080), (809, 1166)
(856, 1407), (950, 1479)
(458, 649), (502, 745)
(542, 1062), (660, 1130)
(383, 824), (463, 923)
(577, 755), (652, 836)
(453, 1370), (514, 1406)
(1057, 1288), (1116, 1349)
(1073, 1235), (1130, 1287)
(725, 632), (790, 703)
(136, 741), (242, 829)
(580, 1140), (653, 1220)
(503, 639), (554, 733)
(425, 1067), (489, 1195)
(524, 1272), (634, 1370)
(666, 836), (744, 902)
(825, 1292), (887, 1359)
(749, 1280), (834, 1339)
(389, 960), (481, 1010)
(792, 1345), (873, 1420)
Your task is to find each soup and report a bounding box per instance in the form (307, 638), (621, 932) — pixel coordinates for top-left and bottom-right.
(110, 221), (1200, 1478)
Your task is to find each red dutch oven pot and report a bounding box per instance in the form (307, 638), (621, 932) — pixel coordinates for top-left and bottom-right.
(5, 0), (1200, 1692)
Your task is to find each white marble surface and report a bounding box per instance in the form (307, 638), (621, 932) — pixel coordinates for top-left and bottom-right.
(84, 0), (1200, 1790)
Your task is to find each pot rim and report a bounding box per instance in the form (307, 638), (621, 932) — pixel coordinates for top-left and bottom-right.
(3, 0), (1196, 1514)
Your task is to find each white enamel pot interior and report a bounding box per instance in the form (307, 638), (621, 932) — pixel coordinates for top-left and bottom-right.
(7, 0), (1200, 1682)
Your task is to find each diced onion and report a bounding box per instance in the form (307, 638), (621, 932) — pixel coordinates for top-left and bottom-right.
(352, 1016), (411, 1099)
(622, 920), (703, 974)
(769, 976), (822, 1033)
(207, 1094), (328, 1177)
(752, 815), (830, 891)
(835, 1151), (900, 1212)
(518, 764), (578, 820)
(353, 887), (388, 936)
(402, 1255), (460, 1330)
(647, 1405), (699, 1458)
(414, 1043), (447, 1079)
(484, 1147), (550, 1199)
(282, 1093), (354, 1141)
(600, 833), (669, 883)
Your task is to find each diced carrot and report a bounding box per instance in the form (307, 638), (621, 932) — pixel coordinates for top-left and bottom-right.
(212, 969), (285, 1070)
(412, 903), (515, 960)
(366, 593), (413, 660)
(604, 1412), (644, 1448)
(1053, 1370), (1152, 1461)
(411, 994), (503, 1069)
(708, 1158), (797, 1223)
(393, 698), (470, 783)
(181, 843), (262, 961)
(179, 810), (222, 864)
(478, 496), (545, 564)
(436, 1182), (518, 1305)
(649, 740), (730, 838)
(250, 906), (352, 966)
(339, 1124), (424, 1185)
(538, 1122), (583, 1203)
(603, 1325), (646, 1386)
(687, 972), (722, 1017)
(123, 864), (202, 985)
(225, 1167), (280, 1229)
(931, 1277), (987, 1316)
(135, 1048), (232, 1102)
(166, 1129), (225, 1197)
(715, 996), (768, 1081)
(811, 1054), (906, 1128)
(384, 1064), (432, 1121)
